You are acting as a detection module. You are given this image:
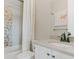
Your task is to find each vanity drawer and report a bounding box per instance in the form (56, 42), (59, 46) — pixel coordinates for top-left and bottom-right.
(50, 50), (74, 59)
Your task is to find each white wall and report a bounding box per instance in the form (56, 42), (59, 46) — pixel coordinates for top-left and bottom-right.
(4, 0), (23, 47)
(51, 0), (67, 12)
(68, 0), (74, 37)
(35, 0), (67, 40)
(35, 0), (52, 40)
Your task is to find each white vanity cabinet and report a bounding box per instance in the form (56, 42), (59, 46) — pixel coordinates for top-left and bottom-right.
(34, 44), (51, 59)
(34, 44), (73, 59)
(50, 50), (73, 59)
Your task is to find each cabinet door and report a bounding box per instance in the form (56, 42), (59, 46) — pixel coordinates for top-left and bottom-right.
(35, 45), (51, 59)
(50, 50), (73, 59)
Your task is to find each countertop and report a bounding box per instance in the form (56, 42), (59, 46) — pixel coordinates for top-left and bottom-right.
(32, 39), (74, 56)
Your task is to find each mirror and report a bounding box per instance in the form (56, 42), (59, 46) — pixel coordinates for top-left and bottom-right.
(35, 0), (74, 40)
(50, 0), (74, 37)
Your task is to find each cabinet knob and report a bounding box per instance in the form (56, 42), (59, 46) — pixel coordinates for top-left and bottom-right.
(52, 55), (55, 58)
(47, 53), (50, 56)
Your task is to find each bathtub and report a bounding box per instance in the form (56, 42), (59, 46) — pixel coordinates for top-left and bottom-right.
(4, 46), (22, 59)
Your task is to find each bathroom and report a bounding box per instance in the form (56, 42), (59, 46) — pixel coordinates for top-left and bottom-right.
(4, 0), (74, 59)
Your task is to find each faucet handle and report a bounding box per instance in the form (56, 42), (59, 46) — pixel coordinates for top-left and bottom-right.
(66, 32), (71, 42)
(60, 32), (65, 41)
(68, 32), (71, 36)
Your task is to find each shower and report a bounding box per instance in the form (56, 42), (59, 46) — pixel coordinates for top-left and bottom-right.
(4, 0), (23, 49)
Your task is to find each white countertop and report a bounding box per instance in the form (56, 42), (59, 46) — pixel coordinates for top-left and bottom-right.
(32, 39), (74, 56)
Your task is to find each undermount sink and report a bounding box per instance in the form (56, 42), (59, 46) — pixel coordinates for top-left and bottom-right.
(49, 43), (73, 48)
(48, 42), (74, 55)
(34, 39), (74, 49)
(47, 40), (74, 48)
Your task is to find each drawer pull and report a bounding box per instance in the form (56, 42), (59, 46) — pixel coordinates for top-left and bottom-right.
(52, 55), (55, 58)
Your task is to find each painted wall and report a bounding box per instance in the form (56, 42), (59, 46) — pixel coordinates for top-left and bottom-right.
(51, 0), (67, 12)
(4, 0), (23, 47)
(35, 0), (67, 40)
(68, 0), (74, 37)
(35, 0), (52, 40)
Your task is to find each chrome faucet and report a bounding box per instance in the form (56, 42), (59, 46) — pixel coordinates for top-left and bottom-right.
(66, 32), (71, 42)
(60, 32), (71, 42)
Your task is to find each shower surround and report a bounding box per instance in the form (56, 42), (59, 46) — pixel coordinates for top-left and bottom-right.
(4, 0), (23, 47)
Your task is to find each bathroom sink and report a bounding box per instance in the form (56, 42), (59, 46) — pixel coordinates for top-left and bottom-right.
(47, 40), (74, 48)
(48, 42), (74, 55)
(49, 43), (73, 48)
